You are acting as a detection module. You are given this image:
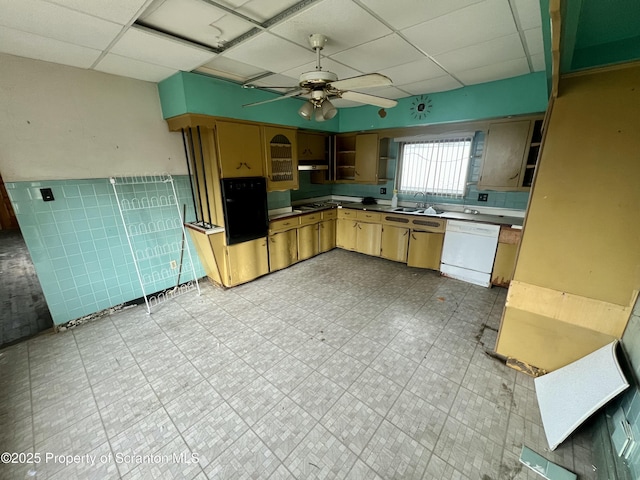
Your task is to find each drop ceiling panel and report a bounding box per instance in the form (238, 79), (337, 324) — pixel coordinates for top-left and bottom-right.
(222, 32), (316, 72)
(330, 34), (424, 73)
(237, 0), (303, 23)
(456, 57), (530, 85)
(530, 52), (545, 71)
(0, 0), (123, 50)
(399, 75), (463, 95)
(209, 14), (257, 45)
(270, 0), (392, 55)
(524, 28), (544, 55)
(45, 0), (150, 25)
(359, 0), (484, 30)
(435, 33), (526, 73)
(401, 0), (517, 55)
(110, 27), (216, 70)
(199, 56), (266, 82)
(94, 53), (177, 82)
(512, 0), (542, 30)
(250, 73), (299, 88)
(0, 26), (102, 69)
(378, 58), (448, 85)
(281, 58), (362, 83)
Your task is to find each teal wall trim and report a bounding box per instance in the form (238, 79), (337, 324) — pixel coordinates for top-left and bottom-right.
(539, 0), (552, 95)
(339, 73), (548, 132)
(159, 71), (548, 133)
(160, 72), (339, 131)
(5, 176), (205, 325)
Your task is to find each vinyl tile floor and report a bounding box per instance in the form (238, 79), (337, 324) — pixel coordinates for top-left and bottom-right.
(0, 249), (596, 480)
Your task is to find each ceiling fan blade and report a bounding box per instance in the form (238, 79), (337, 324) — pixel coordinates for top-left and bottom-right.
(243, 89), (305, 107)
(330, 73), (392, 91)
(340, 91), (398, 108)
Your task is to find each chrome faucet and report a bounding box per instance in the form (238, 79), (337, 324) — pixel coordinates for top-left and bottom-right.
(413, 191), (428, 208)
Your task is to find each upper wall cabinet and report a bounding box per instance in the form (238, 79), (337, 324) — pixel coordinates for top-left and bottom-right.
(216, 120), (264, 178)
(478, 117), (543, 191)
(298, 132), (327, 161)
(263, 126), (298, 192)
(334, 133), (389, 184)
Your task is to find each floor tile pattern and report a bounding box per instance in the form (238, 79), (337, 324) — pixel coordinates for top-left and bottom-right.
(0, 249), (596, 479)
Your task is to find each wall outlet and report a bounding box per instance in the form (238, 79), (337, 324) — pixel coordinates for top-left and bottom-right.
(380, 187), (387, 194)
(478, 193), (489, 202)
(40, 188), (55, 202)
(170, 260), (178, 269)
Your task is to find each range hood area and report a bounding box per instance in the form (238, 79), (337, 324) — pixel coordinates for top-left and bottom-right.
(297, 161), (329, 171)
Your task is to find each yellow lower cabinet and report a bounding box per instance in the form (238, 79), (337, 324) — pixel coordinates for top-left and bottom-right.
(355, 222), (382, 256)
(268, 229), (297, 272)
(407, 230), (444, 270)
(225, 237), (269, 286)
(298, 223), (320, 261)
(319, 219), (336, 253)
(492, 242), (518, 287)
(336, 218), (357, 250)
(380, 225), (409, 262)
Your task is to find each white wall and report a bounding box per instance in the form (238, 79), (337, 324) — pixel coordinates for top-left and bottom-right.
(0, 53), (186, 181)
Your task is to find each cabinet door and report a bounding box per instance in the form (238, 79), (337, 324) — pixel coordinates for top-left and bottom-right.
(298, 132), (326, 160)
(225, 237), (269, 286)
(354, 133), (379, 183)
(380, 225), (409, 262)
(319, 219), (336, 253)
(264, 126), (298, 191)
(336, 218), (357, 250)
(298, 224), (320, 261)
(492, 242), (518, 287)
(407, 231), (444, 270)
(356, 222), (382, 256)
(478, 120), (531, 189)
(216, 121), (264, 178)
(269, 229), (297, 272)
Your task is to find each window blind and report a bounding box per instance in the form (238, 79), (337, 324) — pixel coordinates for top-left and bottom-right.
(398, 136), (473, 198)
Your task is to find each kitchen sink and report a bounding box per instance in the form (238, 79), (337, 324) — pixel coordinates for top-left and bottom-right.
(392, 207), (422, 213)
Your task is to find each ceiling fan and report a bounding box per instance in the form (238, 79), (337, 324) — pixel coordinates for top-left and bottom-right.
(242, 33), (398, 122)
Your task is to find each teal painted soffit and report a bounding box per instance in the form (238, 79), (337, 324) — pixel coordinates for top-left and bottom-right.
(339, 72), (548, 132)
(159, 71), (339, 131)
(539, 0), (552, 96)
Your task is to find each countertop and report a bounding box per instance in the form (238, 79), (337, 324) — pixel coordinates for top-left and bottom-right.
(270, 201), (524, 228)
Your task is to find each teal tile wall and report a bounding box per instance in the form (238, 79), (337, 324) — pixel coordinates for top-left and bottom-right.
(291, 171), (332, 201)
(6, 176), (205, 325)
(267, 190), (291, 210)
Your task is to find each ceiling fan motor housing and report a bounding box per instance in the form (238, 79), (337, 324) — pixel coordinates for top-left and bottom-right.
(299, 70), (338, 89)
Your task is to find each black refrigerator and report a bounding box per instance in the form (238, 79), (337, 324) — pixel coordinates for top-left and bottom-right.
(220, 177), (269, 245)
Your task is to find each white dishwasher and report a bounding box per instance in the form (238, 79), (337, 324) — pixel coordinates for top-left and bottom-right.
(440, 220), (500, 287)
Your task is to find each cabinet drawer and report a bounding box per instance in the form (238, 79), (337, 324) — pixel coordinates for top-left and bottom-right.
(356, 211), (381, 222)
(338, 209), (357, 219)
(498, 226), (522, 245)
(410, 217), (446, 233)
(299, 212), (321, 225)
(382, 214), (411, 226)
(322, 209), (337, 220)
(269, 216), (299, 233)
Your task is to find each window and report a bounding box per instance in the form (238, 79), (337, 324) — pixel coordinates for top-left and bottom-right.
(397, 135), (474, 198)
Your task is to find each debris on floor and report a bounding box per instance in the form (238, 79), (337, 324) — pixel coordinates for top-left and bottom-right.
(519, 446), (577, 480)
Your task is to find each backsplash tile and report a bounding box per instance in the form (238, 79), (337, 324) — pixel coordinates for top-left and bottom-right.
(10, 176), (205, 326)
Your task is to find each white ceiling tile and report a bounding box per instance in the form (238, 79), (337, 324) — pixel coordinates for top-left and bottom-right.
(281, 58), (362, 82)
(110, 27), (216, 70)
(456, 57), (530, 85)
(330, 34), (424, 73)
(223, 32), (316, 72)
(94, 53), (177, 82)
(378, 58), (447, 85)
(199, 56), (266, 81)
(399, 75), (463, 94)
(524, 28), (544, 55)
(45, 0), (149, 25)
(359, 0), (484, 30)
(435, 33), (525, 73)
(401, 0), (517, 55)
(210, 14), (257, 45)
(0, 0), (123, 50)
(0, 25), (101, 68)
(237, 0), (304, 22)
(530, 52), (546, 71)
(512, 0), (542, 30)
(270, 0), (392, 55)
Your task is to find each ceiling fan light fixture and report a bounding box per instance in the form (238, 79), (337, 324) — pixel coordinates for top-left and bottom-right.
(314, 106), (326, 122)
(321, 98), (337, 120)
(298, 101), (314, 120)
